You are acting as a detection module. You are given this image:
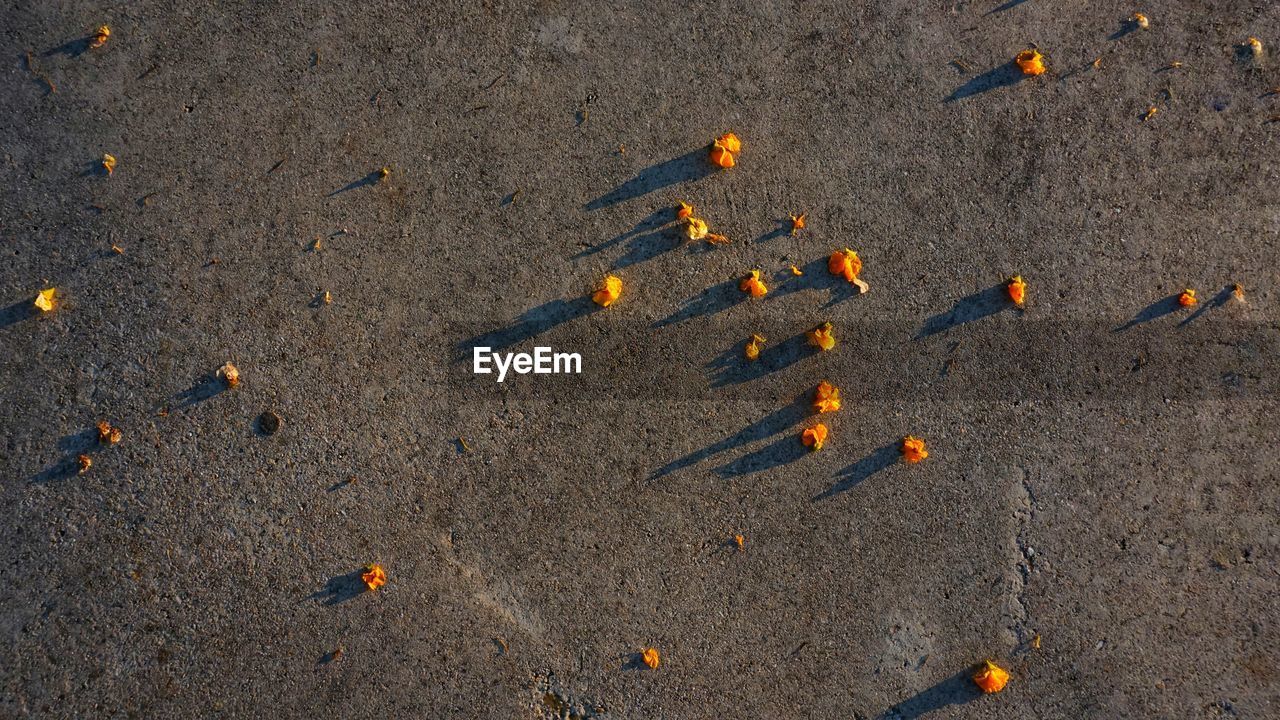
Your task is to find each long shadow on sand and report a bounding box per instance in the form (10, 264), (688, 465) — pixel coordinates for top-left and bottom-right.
(42, 35), (93, 59)
(0, 300), (38, 329)
(877, 668), (983, 719)
(1113, 294), (1184, 332)
(945, 61), (1029, 103)
(649, 393), (809, 480)
(706, 333), (820, 388)
(1178, 285), (1235, 327)
(574, 208), (675, 260)
(29, 427), (101, 485)
(813, 443), (899, 500)
(172, 373), (229, 410)
(459, 297), (599, 357)
(584, 148), (717, 211)
(985, 0), (1033, 14)
(653, 278), (746, 328)
(308, 570), (370, 606)
(915, 284), (1015, 340)
(712, 433), (809, 478)
(327, 171), (384, 197)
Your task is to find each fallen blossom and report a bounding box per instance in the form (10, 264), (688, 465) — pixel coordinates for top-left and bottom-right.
(801, 423), (829, 451)
(1233, 283), (1245, 301)
(789, 265), (804, 276)
(745, 333), (766, 361)
(901, 435), (928, 463)
(1143, 106), (1158, 122)
(813, 381), (841, 413)
(709, 132), (741, 168)
(676, 201), (694, 220)
(1248, 36), (1264, 58)
(34, 288), (56, 312)
(102, 154), (117, 175)
(716, 132), (742, 154)
(973, 660), (1010, 694)
(1131, 13), (1150, 29)
(1178, 288), (1197, 307)
(1007, 276), (1026, 306)
(739, 269), (767, 298)
(807, 322), (836, 351)
(593, 275), (623, 307)
(77, 454), (92, 474)
(89, 25), (111, 49)
(733, 534), (745, 550)
(362, 563), (387, 591)
(685, 217), (709, 241)
(1016, 49), (1046, 76)
(97, 420), (123, 445)
(789, 212), (807, 236)
(217, 361), (241, 388)
(828, 248), (869, 293)
(642, 647), (661, 669)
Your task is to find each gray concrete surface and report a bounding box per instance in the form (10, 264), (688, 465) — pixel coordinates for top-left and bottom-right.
(2, 1), (1278, 717)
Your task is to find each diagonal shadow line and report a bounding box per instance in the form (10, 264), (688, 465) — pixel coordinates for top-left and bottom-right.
(915, 285), (1014, 340)
(653, 278), (747, 329)
(877, 668), (984, 720)
(584, 147), (717, 211)
(42, 36), (92, 59)
(1108, 23), (1140, 41)
(307, 570), (369, 606)
(945, 61), (1028, 103)
(327, 171), (383, 197)
(1178, 285), (1234, 327)
(768, 257), (867, 308)
(813, 443), (899, 500)
(985, 0), (1032, 14)
(648, 393), (810, 480)
(713, 433), (810, 478)
(574, 208), (674, 259)
(1113, 294), (1183, 332)
(457, 296), (599, 359)
(0, 300), (38, 329)
(614, 228), (682, 269)
(708, 333), (820, 388)
(171, 374), (228, 410)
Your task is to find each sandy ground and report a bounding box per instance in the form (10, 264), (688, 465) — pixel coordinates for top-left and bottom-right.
(2, 1), (1278, 718)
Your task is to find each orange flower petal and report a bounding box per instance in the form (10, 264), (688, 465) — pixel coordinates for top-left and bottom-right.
(217, 361), (241, 388)
(34, 287), (56, 312)
(813, 381), (841, 413)
(593, 274), (623, 307)
(901, 436), (928, 464)
(676, 201), (694, 220)
(96, 420), (122, 445)
(715, 132), (742, 155)
(801, 423), (829, 451)
(362, 563), (387, 591)
(973, 660), (1010, 694)
(789, 212), (807, 236)
(89, 25), (111, 49)
(739, 269), (767, 298)
(709, 143), (736, 168)
(1016, 49), (1046, 76)
(807, 322), (836, 351)
(1178, 288), (1197, 307)
(745, 333), (766, 361)
(685, 217), (709, 241)
(1007, 276), (1026, 306)
(642, 647), (661, 669)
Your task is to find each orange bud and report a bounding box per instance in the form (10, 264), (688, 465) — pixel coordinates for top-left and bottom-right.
(1178, 288), (1197, 307)
(1007, 276), (1026, 306)
(642, 647), (661, 669)
(676, 201), (694, 220)
(789, 212), (807, 236)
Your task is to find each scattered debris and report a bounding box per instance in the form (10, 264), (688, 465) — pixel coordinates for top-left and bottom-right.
(1016, 49), (1047, 76)
(807, 322), (836, 351)
(744, 333), (766, 361)
(377, 167), (390, 181)
(739, 269), (768, 298)
(801, 423), (829, 451)
(1232, 283), (1245, 301)
(1032, 634), (1042, 650)
(901, 436), (928, 464)
(458, 437), (472, 452)
(973, 660), (1011, 693)
(111, 244), (123, 254)
(33, 288), (56, 312)
(312, 237), (323, 251)
(813, 381), (841, 414)
(216, 362), (241, 388)
(362, 563), (387, 591)
(592, 275), (622, 307)
(322, 290), (332, 305)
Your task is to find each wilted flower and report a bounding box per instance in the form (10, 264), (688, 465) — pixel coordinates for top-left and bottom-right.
(676, 201), (694, 220)
(593, 275), (623, 307)
(828, 248), (869, 293)
(89, 25), (111, 49)
(642, 647), (661, 669)
(1178, 288), (1197, 307)
(789, 265), (804, 276)
(685, 217), (709, 241)
(77, 454), (92, 474)
(34, 288), (56, 312)
(362, 563), (387, 591)
(740, 269), (767, 298)
(813, 381), (841, 413)
(744, 333), (766, 361)
(217, 362), (241, 388)
(102, 153), (117, 175)
(1007, 276), (1026, 306)
(807, 322), (836, 351)
(733, 534), (745, 550)
(789, 212), (807, 236)
(1131, 13), (1150, 29)
(1016, 49), (1046, 76)
(973, 660), (1010, 694)
(1247, 36), (1264, 58)
(97, 421), (122, 445)
(709, 132), (741, 168)
(901, 436), (928, 464)
(801, 423), (829, 451)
